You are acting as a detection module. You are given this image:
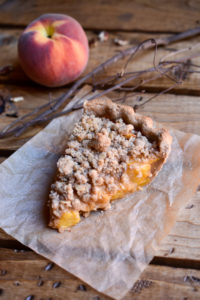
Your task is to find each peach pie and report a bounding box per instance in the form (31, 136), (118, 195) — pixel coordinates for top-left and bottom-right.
(48, 99), (172, 232)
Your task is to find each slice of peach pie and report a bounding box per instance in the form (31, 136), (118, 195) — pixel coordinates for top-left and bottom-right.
(48, 99), (172, 232)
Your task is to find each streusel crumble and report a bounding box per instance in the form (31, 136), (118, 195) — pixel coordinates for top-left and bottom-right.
(48, 99), (172, 232)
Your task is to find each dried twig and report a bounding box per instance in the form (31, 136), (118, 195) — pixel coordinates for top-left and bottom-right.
(1, 26), (200, 138)
(0, 65), (13, 76)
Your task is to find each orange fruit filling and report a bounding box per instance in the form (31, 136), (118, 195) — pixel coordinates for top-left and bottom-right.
(55, 158), (158, 231)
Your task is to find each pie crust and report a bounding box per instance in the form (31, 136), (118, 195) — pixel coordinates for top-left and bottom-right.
(48, 99), (172, 232)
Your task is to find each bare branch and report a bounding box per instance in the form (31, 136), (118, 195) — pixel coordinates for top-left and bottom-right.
(1, 26), (200, 138)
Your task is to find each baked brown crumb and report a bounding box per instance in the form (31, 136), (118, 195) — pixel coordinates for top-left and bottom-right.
(49, 110), (159, 219)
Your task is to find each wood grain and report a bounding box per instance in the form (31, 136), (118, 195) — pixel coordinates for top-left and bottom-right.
(0, 84), (69, 150)
(0, 249), (200, 299)
(157, 192), (200, 261)
(0, 157), (6, 163)
(0, 0), (200, 33)
(1, 29), (200, 94)
(1, 89), (200, 266)
(1, 2), (200, 299)
(0, 88), (200, 151)
(1, 193), (200, 263)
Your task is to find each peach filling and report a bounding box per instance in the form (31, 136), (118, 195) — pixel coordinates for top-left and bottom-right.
(55, 158), (158, 231)
(56, 210), (80, 230)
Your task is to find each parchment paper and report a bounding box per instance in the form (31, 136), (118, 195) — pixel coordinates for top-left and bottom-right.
(0, 87), (200, 300)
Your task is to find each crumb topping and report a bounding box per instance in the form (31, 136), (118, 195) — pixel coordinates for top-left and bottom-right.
(49, 111), (159, 218)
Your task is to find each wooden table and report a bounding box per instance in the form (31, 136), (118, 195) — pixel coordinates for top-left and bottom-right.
(1, 1), (200, 299)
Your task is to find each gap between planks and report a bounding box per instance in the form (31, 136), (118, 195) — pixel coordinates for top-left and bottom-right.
(1, 244), (200, 272)
(1, 249), (200, 300)
(0, 0), (200, 33)
(0, 90), (200, 152)
(0, 23), (183, 35)
(1, 29), (200, 96)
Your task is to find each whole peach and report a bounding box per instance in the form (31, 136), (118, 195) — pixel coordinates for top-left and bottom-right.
(18, 14), (89, 87)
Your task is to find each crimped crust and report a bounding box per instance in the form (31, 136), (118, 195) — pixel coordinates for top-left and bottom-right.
(49, 99), (172, 230)
(84, 99), (172, 160)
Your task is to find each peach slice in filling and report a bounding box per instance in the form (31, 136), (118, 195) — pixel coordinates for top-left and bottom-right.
(53, 157), (159, 232)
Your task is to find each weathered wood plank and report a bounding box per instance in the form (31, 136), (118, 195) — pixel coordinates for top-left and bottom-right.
(0, 229), (14, 240)
(1, 148), (200, 262)
(0, 249), (200, 299)
(0, 0), (199, 33)
(0, 280), (108, 300)
(0, 84), (68, 150)
(156, 192), (200, 261)
(1, 29), (200, 94)
(1, 194), (200, 263)
(0, 89), (200, 151)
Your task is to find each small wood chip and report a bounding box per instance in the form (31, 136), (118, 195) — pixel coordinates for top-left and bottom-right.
(14, 249), (25, 253)
(6, 111), (18, 118)
(114, 38), (129, 46)
(164, 247), (175, 256)
(77, 284), (87, 291)
(191, 276), (200, 283)
(184, 275), (199, 291)
(185, 204), (194, 209)
(0, 64), (13, 75)
(0, 270), (7, 276)
(98, 31), (109, 42)
(37, 279), (44, 287)
(0, 96), (5, 114)
(10, 96), (24, 103)
(44, 262), (54, 271)
(136, 96), (143, 102)
(89, 37), (98, 48)
(52, 281), (61, 288)
(25, 296), (34, 300)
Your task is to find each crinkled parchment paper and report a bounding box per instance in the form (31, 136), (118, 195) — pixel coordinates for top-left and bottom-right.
(0, 87), (200, 300)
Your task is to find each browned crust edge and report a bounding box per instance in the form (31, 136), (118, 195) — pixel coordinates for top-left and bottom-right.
(84, 98), (172, 165)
